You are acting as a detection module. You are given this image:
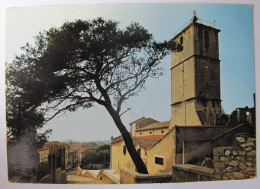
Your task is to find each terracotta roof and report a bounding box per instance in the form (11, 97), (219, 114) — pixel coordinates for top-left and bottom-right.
(149, 128), (175, 149)
(42, 146), (50, 150)
(47, 141), (64, 145)
(78, 146), (88, 153)
(133, 136), (163, 150)
(68, 146), (78, 151)
(135, 121), (170, 131)
(135, 135), (164, 139)
(111, 133), (166, 151)
(38, 145), (50, 152)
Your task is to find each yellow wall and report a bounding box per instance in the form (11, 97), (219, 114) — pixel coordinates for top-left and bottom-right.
(111, 141), (136, 171)
(130, 123), (137, 136)
(135, 128), (169, 137)
(171, 54), (196, 105)
(111, 129), (177, 174)
(146, 129), (176, 174)
(172, 24), (195, 67)
(171, 99), (202, 126)
(39, 149), (49, 163)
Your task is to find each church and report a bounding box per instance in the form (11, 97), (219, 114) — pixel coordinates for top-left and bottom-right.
(110, 14), (255, 174)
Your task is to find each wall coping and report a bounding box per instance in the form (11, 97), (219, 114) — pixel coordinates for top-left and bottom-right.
(97, 170), (119, 184)
(173, 164), (219, 178)
(120, 168), (172, 179)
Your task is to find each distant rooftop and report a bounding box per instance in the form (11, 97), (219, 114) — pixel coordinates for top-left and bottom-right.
(129, 117), (158, 125)
(135, 121), (170, 131)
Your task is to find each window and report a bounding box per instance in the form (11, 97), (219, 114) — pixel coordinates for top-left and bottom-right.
(205, 31), (209, 49)
(201, 99), (207, 107)
(137, 149), (141, 156)
(180, 36), (183, 44)
(123, 145), (127, 155)
(161, 130), (164, 134)
(140, 132), (142, 135)
(155, 156), (164, 165)
(178, 36), (184, 51)
(150, 131), (152, 134)
(212, 100), (215, 108)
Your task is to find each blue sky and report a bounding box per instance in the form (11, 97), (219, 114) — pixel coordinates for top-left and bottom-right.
(5, 4), (255, 142)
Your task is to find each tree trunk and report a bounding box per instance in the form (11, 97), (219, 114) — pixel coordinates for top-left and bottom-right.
(105, 105), (148, 174)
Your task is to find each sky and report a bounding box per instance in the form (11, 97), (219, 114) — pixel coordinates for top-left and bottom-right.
(4, 3), (255, 142)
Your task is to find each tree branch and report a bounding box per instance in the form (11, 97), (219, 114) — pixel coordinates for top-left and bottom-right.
(119, 108), (132, 117)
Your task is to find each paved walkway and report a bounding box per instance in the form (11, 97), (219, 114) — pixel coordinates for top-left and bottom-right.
(67, 174), (107, 184)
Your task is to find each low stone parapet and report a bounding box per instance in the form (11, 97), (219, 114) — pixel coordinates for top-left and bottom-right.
(172, 164), (219, 182)
(39, 174), (52, 183)
(76, 167), (100, 180)
(97, 170), (119, 184)
(39, 168), (67, 183)
(76, 167), (82, 176)
(84, 170), (98, 179)
(120, 168), (172, 184)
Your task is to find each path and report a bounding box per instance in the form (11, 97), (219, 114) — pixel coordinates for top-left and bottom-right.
(67, 175), (107, 184)
(66, 170), (107, 184)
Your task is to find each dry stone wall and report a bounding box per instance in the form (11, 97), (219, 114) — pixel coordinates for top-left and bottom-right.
(213, 135), (256, 180)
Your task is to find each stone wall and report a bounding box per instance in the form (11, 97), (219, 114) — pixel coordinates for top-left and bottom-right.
(39, 168), (67, 183)
(9, 176), (37, 183)
(7, 130), (39, 179)
(120, 168), (172, 184)
(213, 135), (256, 180)
(172, 134), (256, 182)
(55, 168), (67, 184)
(39, 174), (52, 183)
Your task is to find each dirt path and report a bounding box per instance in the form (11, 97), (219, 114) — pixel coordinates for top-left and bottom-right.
(67, 174), (107, 184)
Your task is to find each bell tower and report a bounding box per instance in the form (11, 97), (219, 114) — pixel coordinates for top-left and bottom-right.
(170, 14), (221, 126)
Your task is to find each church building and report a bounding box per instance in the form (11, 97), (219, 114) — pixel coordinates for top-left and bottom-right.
(110, 14), (254, 174)
(170, 14), (221, 127)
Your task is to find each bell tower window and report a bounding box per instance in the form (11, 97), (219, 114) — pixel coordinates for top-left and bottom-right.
(205, 30), (209, 49)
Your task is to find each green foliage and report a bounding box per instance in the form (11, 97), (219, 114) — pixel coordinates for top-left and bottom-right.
(5, 67), (49, 141)
(36, 129), (52, 148)
(6, 17), (176, 173)
(81, 146), (110, 168)
(87, 142), (98, 149)
(96, 144), (110, 152)
(7, 18), (175, 121)
(97, 149), (110, 163)
(81, 149), (98, 166)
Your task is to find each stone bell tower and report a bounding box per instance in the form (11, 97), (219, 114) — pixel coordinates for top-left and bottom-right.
(170, 14), (221, 126)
